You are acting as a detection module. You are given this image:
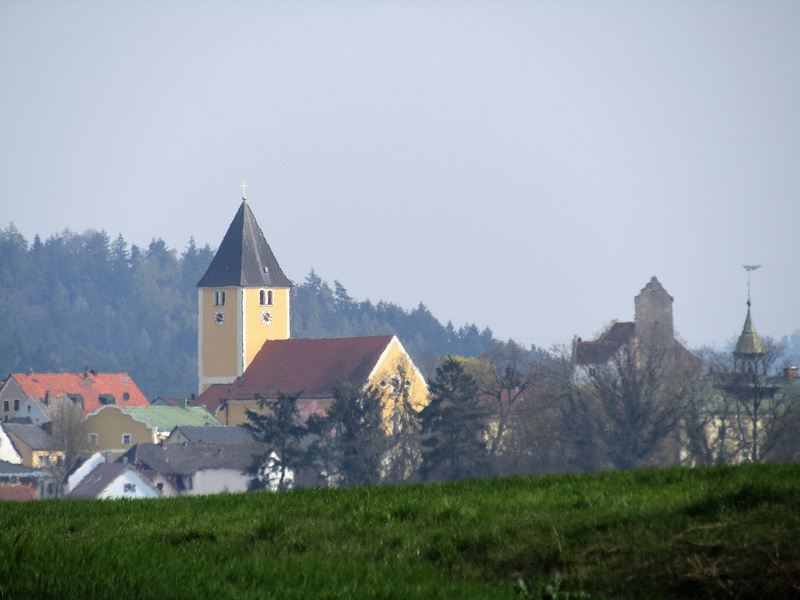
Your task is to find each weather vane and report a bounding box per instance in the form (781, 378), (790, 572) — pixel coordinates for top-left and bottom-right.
(743, 264), (761, 308)
(241, 180), (248, 201)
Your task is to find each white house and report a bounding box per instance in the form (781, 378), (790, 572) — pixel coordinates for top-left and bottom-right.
(66, 463), (161, 499)
(0, 425), (22, 463)
(120, 442), (266, 495)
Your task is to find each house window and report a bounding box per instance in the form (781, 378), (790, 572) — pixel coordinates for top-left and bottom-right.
(124, 483), (136, 493)
(88, 433), (99, 445)
(267, 290), (274, 306)
(214, 290), (226, 306)
(13, 399), (19, 411)
(123, 392), (130, 401)
(122, 433), (132, 446)
(38, 454), (51, 468)
(3, 400), (8, 412)
(187, 476), (193, 490)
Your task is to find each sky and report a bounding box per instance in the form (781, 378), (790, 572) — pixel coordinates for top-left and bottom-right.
(1, 1), (799, 352)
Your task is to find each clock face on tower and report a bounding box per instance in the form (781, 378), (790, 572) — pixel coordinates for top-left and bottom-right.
(214, 309), (225, 326)
(260, 309), (273, 325)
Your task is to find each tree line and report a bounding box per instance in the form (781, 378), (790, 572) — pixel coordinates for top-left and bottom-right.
(0, 225), (497, 398)
(245, 336), (800, 490)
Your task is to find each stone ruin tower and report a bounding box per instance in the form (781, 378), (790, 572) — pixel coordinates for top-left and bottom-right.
(634, 276), (674, 345)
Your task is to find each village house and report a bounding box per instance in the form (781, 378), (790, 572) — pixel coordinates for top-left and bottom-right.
(0, 460), (59, 500)
(1, 422), (65, 470)
(83, 404), (221, 459)
(119, 442), (267, 495)
(66, 462), (162, 500)
(165, 424), (256, 445)
(0, 371), (149, 422)
(0, 423), (23, 463)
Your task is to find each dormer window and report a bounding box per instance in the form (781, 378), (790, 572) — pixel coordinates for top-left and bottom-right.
(214, 290), (226, 306)
(259, 289), (274, 306)
(69, 394), (84, 410)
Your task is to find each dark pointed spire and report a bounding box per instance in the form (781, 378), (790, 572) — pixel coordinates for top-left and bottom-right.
(197, 201), (292, 288)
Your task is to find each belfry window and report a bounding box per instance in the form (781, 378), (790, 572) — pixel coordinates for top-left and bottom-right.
(259, 289), (274, 306)
(214, 290), (226, 306)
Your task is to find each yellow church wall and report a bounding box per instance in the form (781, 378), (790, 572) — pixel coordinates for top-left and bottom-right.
(215, 398), (333, 427)
(368, 339), (429, 428)
(243, 287), (290, 369)
(200, 287), (239, 379)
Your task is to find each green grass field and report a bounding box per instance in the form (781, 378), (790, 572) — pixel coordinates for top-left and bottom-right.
(1, 463), (799, 599)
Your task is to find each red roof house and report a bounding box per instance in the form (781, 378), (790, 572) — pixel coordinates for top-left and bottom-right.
(1, 372), (150, 421)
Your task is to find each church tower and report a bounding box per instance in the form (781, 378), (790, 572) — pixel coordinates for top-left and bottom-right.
(196, 191), (292, 393)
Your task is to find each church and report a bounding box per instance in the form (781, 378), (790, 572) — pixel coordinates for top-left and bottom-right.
(194, 189), (427, 426)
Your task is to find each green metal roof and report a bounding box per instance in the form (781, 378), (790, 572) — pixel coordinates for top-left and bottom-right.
(733, 307), (765, 356)
(120, 406), (222, 431)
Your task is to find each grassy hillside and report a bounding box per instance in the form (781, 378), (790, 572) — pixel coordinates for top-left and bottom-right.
(1, 464), (799, 600)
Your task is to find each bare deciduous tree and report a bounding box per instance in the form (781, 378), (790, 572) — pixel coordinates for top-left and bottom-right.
(48, 397), (88, 476)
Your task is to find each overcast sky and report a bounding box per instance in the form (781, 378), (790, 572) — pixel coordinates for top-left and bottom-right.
(2, 2), (798, 351)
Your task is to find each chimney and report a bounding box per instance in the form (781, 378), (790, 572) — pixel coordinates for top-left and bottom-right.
(44, 391), (50, 406)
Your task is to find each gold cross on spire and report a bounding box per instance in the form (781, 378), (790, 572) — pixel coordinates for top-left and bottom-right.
(241, 180), (248, 201)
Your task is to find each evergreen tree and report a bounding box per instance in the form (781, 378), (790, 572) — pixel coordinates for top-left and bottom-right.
(419, 356), (489, 482)
(382, 361), (424, 484)
(244, 393), (318, 491)
(323, 381), (387, 487)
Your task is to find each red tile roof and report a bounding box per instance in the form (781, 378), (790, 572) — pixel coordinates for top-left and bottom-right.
(197, 335), (396, 413)
(10, 372), (149, 414)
